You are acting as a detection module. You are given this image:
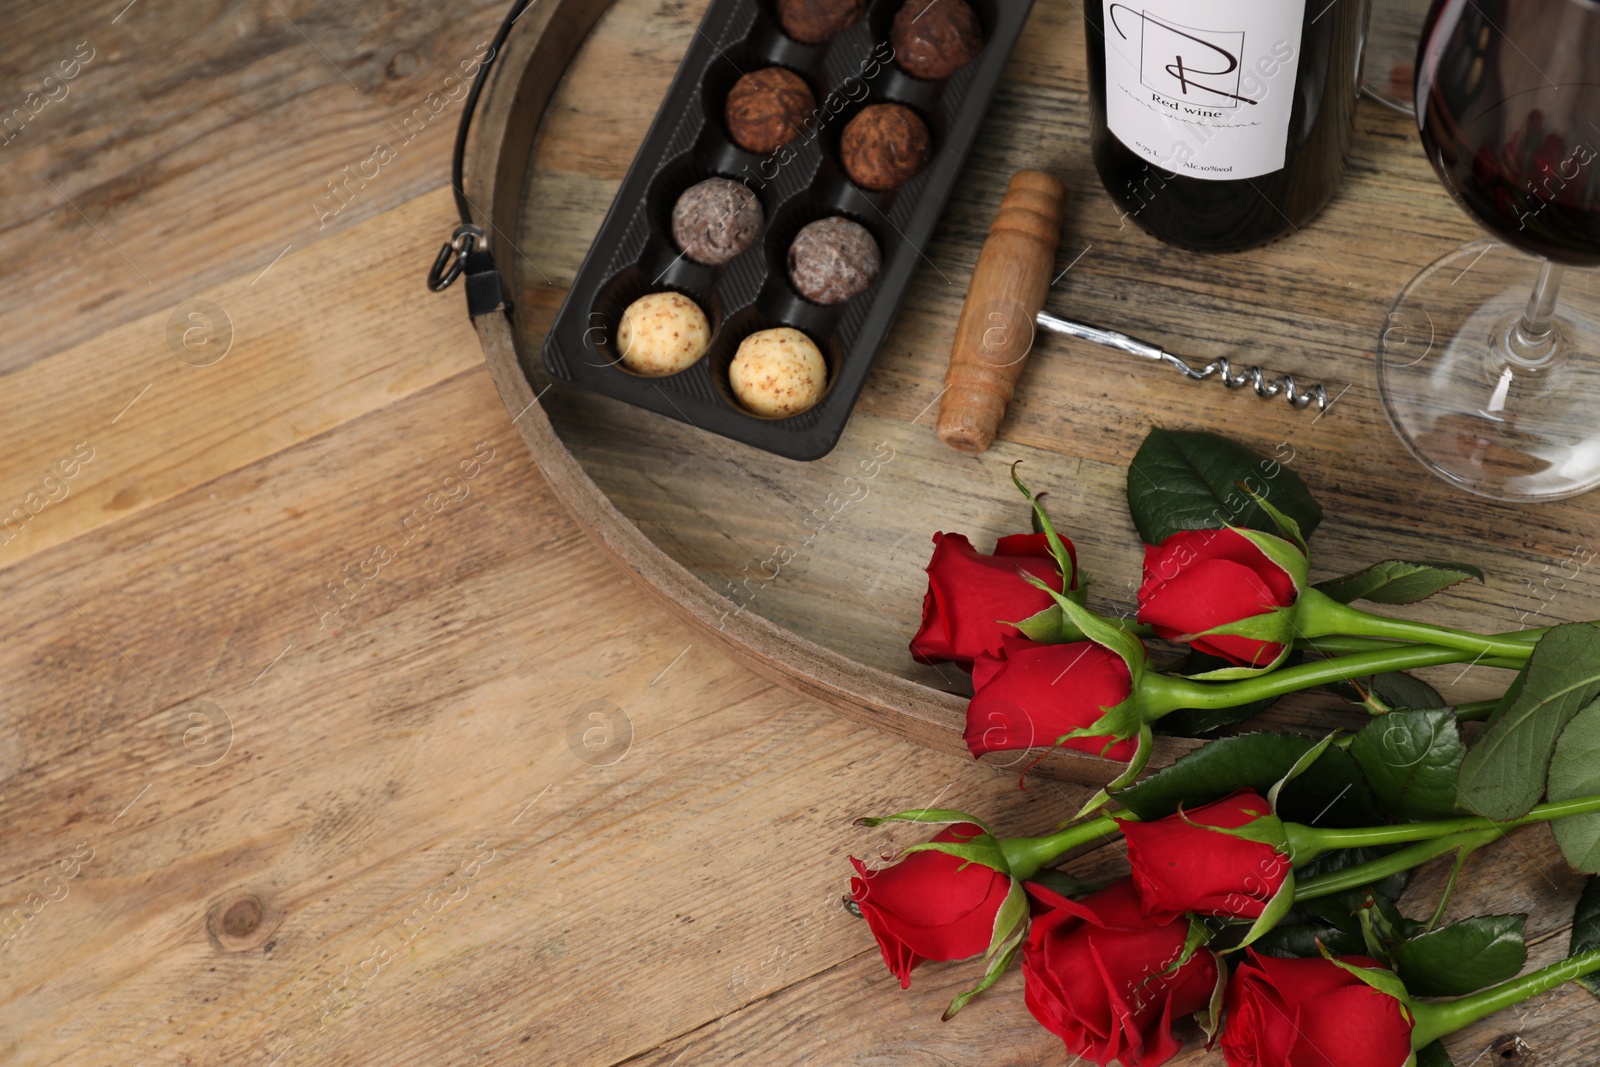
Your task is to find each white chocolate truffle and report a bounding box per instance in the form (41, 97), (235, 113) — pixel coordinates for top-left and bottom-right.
(729, 327), (828, 417)
(616, 292), (711, 376)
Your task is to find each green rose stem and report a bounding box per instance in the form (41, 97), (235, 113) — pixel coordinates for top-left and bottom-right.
(1295, 588), (1537, 662)
(1452, 699), (1500, 722)
(998, 814), (1121, 879)
(1295, 632), (1540, 657)
(1408, 946), (1600, 1048)
(1291, 635), (1526, 672)
(1139, 644), (1524, 715)
(1282, 793), (1600, 866)
(1293, 829), (1503, 902)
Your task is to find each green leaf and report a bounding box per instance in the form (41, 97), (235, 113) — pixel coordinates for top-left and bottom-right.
(1415, 1041), (1455, 1067)
(1112, 732), (1378, 826)
(1548, 696), (1600, 873)
(1252, 921), (1364, 958)
(1113, 733), (1319, 820)
(1125, 428), (1322, 545)
(1314, 560), (1485, 605)
(1456, 623), (1600, 820)
(1350, 709), (1466, 821)
(1274, 745), (1383, 829)
(1391, 914), (1527, 997)
(1325, 671), (1444, 716)
(1568, 875), (1600, 998)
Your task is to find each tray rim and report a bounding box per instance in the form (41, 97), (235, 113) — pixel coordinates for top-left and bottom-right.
(462, 0), (1199, 782)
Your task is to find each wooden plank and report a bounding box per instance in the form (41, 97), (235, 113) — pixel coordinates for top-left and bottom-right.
(0, 188), (479, 571)
(0, 0), (506, 375)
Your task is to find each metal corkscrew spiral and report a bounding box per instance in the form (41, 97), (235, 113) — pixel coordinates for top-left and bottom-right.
(1034, 311), (1330, 412)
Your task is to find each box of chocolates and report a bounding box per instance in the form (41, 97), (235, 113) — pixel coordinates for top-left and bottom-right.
(541, 0), (1034, 460)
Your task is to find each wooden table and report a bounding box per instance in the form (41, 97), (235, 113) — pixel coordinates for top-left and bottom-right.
(0, 1), (1591, 1064)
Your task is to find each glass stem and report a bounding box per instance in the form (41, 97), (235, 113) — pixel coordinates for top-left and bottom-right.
(1509, 259), (1566, 364)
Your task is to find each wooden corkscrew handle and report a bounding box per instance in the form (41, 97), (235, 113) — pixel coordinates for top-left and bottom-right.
(935, 170), (1066, 454)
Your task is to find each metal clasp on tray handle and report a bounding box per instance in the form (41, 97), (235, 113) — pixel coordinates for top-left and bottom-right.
(428, 224), (487, 292)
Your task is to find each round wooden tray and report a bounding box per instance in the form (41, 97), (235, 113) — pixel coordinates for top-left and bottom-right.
(463, 0), (1600, 783)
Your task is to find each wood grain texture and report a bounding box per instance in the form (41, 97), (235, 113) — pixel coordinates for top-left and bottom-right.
(4, 0), (1600, 1065)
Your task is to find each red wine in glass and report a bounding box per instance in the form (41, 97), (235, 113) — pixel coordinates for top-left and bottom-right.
(1417, 0), (1600, 266)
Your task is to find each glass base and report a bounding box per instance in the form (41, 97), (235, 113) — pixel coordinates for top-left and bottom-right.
(1377, 242), (1600, 502)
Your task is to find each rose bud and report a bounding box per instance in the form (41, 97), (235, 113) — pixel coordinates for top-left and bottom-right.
(965, 637), (1138, 761)
(911, 532), (1075, 669)
(1137, 528), (1300, 668)
(849, 823), (1014, 989)
(1222, 951), (1414, 1067)
(1121, 790), (1290, 920)
(1023, 878), (1220, 1067)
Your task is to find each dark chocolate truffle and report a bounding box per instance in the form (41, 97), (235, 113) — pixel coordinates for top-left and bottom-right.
(788, 217), (881, 304)
(725, 68), (816, 155)
(840, 104), (931, 192)
(892, 0), (984, 80)
(672, 178), (764, 266)
(777, 0), (866, 44)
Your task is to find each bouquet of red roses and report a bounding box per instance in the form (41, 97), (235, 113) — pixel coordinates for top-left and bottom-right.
(847, 429), (1600, 1067)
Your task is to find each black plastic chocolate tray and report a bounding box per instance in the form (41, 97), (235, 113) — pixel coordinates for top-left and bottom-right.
(541, 0), (1035, 461)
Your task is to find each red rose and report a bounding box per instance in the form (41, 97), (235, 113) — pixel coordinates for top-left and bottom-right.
(1121, 790), (1289, 919)
(1023, 878), (1219, 1067)
(1222, 952), (1414, 1067)
(849, 823), (1012, 989)
(1137, 528), (1299, 667)
(911, 532), (1074, 669)
(965, 637), (1138, 761)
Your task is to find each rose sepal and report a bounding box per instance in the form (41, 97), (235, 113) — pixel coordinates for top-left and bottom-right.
(1004, 604), (1089, 645)
(1267, 731), (1340, 814)
(1011, 463), (1079, 596)
(1242, 487), (1311, 554)
(1179, 608), (1297, 673)
(942, 919), (1025, 1021)
(855, 808), (995, 834)
(1236, 868), (1298, 949)
(1320, 947), (1416, 1025)
(1229, 524), (1311, 589)
(899, 835), (1011, 876)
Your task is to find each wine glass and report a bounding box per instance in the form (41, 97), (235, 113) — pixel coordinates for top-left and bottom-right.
(1360, 0), (1433, 114)
(1377, 0), (1600, 501)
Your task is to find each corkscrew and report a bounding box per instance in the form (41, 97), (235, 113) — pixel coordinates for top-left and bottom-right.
(936, 170), (1333, 455)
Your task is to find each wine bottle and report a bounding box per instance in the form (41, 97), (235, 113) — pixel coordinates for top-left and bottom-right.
(1084, 0), (1368, 253)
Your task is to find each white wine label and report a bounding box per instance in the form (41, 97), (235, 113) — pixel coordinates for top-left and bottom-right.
(1101, 0), (1307, 180)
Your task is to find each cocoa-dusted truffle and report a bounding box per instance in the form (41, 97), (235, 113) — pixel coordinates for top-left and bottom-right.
(616, 292), (711, 376)
(777, 0), (866, 44)
(892, 0), (984, 80)
(729, 328), (828, 417)
(725, 68), (816, 155)
(788, 217), (881, 304)
(840, 104), (931, 192)
(672, 178), (763, 266)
